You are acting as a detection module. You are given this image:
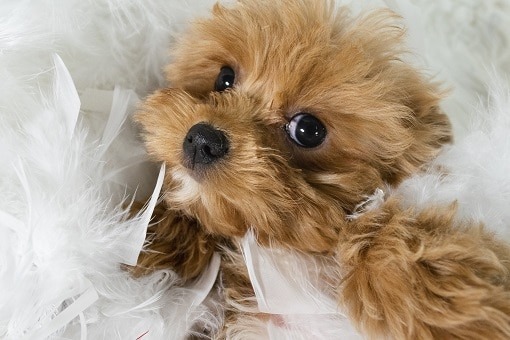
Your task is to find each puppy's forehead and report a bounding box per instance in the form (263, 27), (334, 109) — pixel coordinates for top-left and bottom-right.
(168, 1), (375, 110)
(210, 2), (344, 95)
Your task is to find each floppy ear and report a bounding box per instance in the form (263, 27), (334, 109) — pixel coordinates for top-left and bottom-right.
(130, 201), (216, 281)
(387, 70), (452, 184)
(344, 10), (452, 185)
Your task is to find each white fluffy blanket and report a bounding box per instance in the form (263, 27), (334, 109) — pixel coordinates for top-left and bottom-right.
(1, 0), (510, 339)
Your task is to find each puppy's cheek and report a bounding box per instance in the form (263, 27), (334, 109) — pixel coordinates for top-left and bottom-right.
(163, 167), (248, 236)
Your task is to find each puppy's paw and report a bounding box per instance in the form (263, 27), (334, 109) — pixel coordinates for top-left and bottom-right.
(339, 200), (510, 339)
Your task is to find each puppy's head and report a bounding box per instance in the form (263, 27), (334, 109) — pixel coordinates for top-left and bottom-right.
(136, 0), (451, 253)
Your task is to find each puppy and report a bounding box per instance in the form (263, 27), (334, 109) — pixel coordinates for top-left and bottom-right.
(134, 0), (510, 338)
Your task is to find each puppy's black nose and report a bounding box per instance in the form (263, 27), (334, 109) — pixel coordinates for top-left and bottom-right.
(183, 123), (229, 168)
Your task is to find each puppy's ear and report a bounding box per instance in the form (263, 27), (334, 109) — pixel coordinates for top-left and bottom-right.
(131, 201), (216, 281)
(389, 71), (452, 184)
(346, 10), (452, 184)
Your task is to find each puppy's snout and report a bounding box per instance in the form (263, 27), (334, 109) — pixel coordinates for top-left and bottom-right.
(183, 123), (229, 168)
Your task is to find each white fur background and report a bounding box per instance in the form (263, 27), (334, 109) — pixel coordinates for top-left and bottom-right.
(1, 0), (509, 339)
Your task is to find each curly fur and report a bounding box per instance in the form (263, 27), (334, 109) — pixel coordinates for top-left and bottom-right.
(132, 201), (217, 281)
(134, 0), (510, 338)
(339, 200), (510, 339)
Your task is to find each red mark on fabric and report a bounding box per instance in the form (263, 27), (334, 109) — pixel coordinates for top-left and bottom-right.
(136, 330), (149, 340)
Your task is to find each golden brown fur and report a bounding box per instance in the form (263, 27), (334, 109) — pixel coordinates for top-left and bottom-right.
(132, 201), (217, 281)
(340, 200), (510, 339)
(133, 0), (510, 338)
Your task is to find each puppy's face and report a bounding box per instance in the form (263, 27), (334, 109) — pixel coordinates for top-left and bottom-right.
(136, 0), (451, 253)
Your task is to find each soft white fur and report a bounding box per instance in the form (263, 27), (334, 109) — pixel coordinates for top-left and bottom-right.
(1, 0), (510, 339)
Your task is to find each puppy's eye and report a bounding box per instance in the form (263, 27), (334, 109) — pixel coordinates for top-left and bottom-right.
(286, 113), (327, 148)
(214, 66), (235, 92)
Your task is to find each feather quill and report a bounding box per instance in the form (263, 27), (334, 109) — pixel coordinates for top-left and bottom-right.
(189, 252), (221, 308)
(52, 54), (80, 140)
(118, 163), (166, 266)
(22, 281), (98, 340)
(99, 86), (138, 159)
(241, 230), (338, 315)
(241, 230), (363, 338)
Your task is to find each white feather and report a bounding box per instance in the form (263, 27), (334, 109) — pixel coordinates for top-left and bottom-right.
(188, 253), (222, 308)
(347, 188), (386, 221)
(118, 163), (166, 267)
(23, 282), (98, 340)
(396, 78), (510, 242)
(241, 230), (338, 314)
(52, 54), (80, 140)
(241, 230), (363, 338)
(99, 86), (138, 159)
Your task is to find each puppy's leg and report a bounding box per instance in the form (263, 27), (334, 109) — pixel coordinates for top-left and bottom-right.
(131, 201), (216, 281)
(339, 200), (510, 339)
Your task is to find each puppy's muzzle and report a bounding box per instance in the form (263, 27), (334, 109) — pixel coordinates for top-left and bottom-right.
(183, 123), (229, 169)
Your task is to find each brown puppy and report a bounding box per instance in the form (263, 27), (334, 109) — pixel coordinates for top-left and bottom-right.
(134, 0), (510, 338)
